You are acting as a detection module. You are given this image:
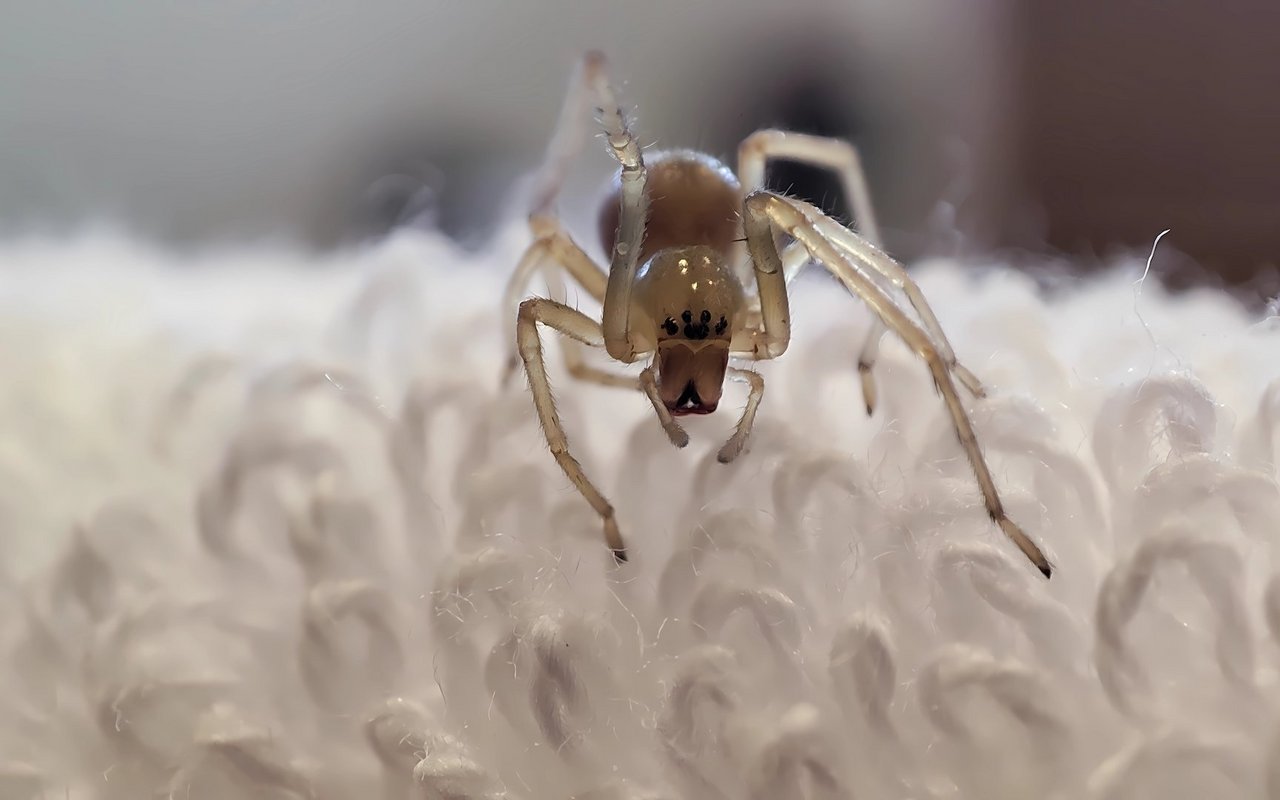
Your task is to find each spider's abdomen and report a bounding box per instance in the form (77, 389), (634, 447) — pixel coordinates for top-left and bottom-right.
(598, 149), (741, 262)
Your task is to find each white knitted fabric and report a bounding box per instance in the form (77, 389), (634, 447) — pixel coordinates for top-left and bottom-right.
(1, 224), (1278, 799)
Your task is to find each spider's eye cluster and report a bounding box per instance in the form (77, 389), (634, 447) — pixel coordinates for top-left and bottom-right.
(663, 309), (728, 340)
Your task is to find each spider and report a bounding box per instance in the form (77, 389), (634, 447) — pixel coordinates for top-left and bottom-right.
(503, 51), (1051, 579)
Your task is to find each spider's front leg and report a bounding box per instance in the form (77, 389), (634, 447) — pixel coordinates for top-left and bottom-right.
(742, 191), (1052, 578)
(503, 50), (641, 392)
(516, 297), (628, 561)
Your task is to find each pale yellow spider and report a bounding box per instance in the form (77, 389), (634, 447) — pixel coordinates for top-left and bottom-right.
(503, 51), (1051, 578)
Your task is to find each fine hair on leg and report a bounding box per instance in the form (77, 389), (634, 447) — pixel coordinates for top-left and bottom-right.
(742, 190), (1051, 578)
(516, 297), (628, 562)
(738, 129), (891, 413)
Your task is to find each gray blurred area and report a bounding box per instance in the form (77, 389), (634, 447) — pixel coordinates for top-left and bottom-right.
(2, 1), (1277, 295)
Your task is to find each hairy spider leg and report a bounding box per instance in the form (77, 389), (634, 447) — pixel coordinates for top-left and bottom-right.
(504, 52), (638, 391)
(738, 130), (888, 413)
(511, 51), (653, 563)
(742, 190), (1051, 578)
(717, 367), (766, 463)
(516, 297), (628, 561)
(502, 218), (637, 390)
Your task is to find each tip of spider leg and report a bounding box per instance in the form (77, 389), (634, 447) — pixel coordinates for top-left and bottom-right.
(997, 516), (1053, 580)
(717, 439), (746, 464)
(604, 517), (628, 565)
(858, 364), (877, 416)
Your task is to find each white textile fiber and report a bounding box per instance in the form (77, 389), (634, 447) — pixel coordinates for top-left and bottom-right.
(1, 224), (1279, 800)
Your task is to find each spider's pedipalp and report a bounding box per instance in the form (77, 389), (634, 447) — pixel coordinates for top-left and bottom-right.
(717, 367), (765, 464)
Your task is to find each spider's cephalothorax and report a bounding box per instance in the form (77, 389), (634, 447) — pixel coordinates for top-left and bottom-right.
(640, 246), (745, 416)
(597, 150), (748, 415)
(504, 50), (1053, 578)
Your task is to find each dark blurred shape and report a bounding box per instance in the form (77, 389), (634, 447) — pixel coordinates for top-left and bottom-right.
(3, 1), (1275, 304)
(726, 61), (870, 228)
(1008, 0), (1280, 300)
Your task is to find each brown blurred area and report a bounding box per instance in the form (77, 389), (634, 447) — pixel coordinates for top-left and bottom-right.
(1, 2), (1275, 302)
(1006, 0), (1280, 298)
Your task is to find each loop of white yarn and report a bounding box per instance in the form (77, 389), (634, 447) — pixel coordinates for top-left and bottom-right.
(1240, 379), (1280, 476)
(769, 452), (866, 540)
(286, 478), (384, 583)
(657, 511), (779, 619)
(657, 646), (741, 800)
(828, 613), (897, 732)
(687, 582), (802, 674)
(1093, 376), (1219, 496)
(1086, 728), (1255, 800)
(1094, 525), (1255, 720)
(151, 353), (240, 458)
(298, 579), (404, 712)
(171, 702), (319, 799)
(745, 703), (843, 800)
(413, 732), (509, 800)
(195, 431), (346, 557)
(1131, 453), (1280, 544)
(4, 232), (1279, 798)
(933, 542), (1086, 672)
(916, 644), (1068, 743)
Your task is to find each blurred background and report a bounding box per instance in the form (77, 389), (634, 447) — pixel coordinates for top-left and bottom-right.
(2, 0), (1276, 301)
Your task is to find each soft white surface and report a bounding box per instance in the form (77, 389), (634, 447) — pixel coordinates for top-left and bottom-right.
(1, 225), (1279, 799)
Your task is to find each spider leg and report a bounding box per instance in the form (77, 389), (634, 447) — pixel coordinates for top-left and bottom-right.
(738, 130), (900, 413)
(738, 130), (882, 243)
(519, 49), (647, 364)
(517, 297), (628, 562)
(777, 240), (813, 286)
(716, 368), (766, 464)
(507, 51), (643, 388)
(587, 57), (649, 364)
(822, 225), (986, 404)
(527, 52), (609, 220)
(743, 191), (1051, 578)
(502, 220), (637, 390)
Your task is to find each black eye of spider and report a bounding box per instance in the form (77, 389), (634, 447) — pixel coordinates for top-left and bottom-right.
(662, 317), (679, 336)
(679, 308), (712, 340)
(714, 315), (728, 335)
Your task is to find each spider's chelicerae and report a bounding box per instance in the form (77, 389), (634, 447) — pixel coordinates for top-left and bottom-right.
(504, 51), (1051, 578)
